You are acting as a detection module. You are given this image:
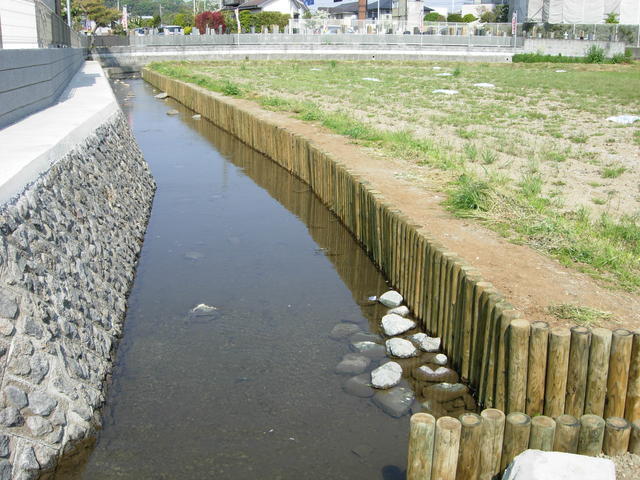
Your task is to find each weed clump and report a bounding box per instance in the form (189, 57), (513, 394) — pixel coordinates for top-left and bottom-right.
(447, 174), (492, 212)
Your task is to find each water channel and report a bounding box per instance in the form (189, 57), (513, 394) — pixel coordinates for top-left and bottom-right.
(57, 78), (473, 479)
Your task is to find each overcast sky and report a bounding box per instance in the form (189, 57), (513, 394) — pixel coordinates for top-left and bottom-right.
(425, 0), (466, 12)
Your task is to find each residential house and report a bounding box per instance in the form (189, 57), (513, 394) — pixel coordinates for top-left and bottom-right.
(222, 0), (308, 18)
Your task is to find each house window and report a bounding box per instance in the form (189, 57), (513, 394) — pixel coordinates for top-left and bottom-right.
(333, 0), (342, 3)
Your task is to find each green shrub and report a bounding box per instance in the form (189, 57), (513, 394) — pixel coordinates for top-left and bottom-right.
(462, 14), (477, 23)
(447, 13), (464, 22)
(184, 26), (192, 35)
(585, 45), (605, 64)
(424, 12), (446, 22)
(222, 80), (241, 96)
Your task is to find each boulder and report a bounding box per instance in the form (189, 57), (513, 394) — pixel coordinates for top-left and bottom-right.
(371, 361), (403, 389)
(381, 314), (416, 336)
(378, 291), (403, 308)
(431, 353), (448, 366)
(335, 354), (370, 375)
(503, 449), (615, 480)
(166, 109), (179, 115)
(343, 374), (375, 398)
(154, 92), (168, 99)
(385, 338), (418, 358)
(372, 387), (415, 418)
(349, 332), (381, 344)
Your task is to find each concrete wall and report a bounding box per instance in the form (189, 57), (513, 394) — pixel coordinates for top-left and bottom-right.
(523, 38), (626, 56)
(0, 48), (85, 130)
(0, 61), (155, 478)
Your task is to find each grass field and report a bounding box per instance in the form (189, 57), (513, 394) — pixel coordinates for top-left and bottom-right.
(148, 60), (640, 293)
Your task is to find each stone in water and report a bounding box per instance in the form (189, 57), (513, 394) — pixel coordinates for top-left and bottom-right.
(414, 365), (459, 383)
(502, 449), (615, 480)
(350, 341), (387, 360)
(371, 361), (403, 389)
(166, 109), (179, 116)
(343, 373), (375, 398)
(372, 386), (415, 418)
(329, 323), (361, 340)
(381, 314), (415, 336)
(154, 92), (168, 99)
(432, 353), (448, 366)
(432, 89), (458, 95)
(192, 114), (201, 120)
(410, 333), (441, 352)
(187, 304), (219, 322)
(387, 305), (409, 317)
(335, 354), (371, 375)
(379, 290), (403, 308)
(386, 338), (418, 358)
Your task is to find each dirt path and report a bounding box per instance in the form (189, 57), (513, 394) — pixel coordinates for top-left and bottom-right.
(212, 93), (640, 331)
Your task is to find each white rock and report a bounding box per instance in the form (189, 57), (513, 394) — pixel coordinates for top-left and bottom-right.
(362, 77), (381, 82)
(371, 361), (403, 389)
(607, 114), (639, 124)
(154, 92), (168, 99)
(410, 334), (441, 352)
(192, 114), (201, 120)
(435, 73), (453, 76)
(473, 83), (495, 88)
(432, 89), (459, 95)
(381, 314), (416, 336)
(432, 353), (448, 365)
(555, 69), (567, 73)
(379, 290), (403, 308)
(432, 66), (442, 70)
(387, 305), (410, 317)
(503, 449), (615, 480)
(386, 338), (418, 358)
(191, 304), (217, 316)
(310, 68), (322, 71)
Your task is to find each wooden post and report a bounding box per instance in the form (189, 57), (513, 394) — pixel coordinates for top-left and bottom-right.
(577, 414), (605, 457)
(494, 308), (520, 412)
(553, 414), (580, 453)
(432, 416), (461, 480)
(585, 328), (612, 417)
(529, 415), (556, 451)
(479, 409), (505, 480)
(603, 417), (631, 456)
(629, 420), (640, 455)
(625, 331), (640, 423)
(565, 326), (592, 418)
(526, 321), (549, 416)
(507, 319), (530, 413)
(544, 327), (571, 418)
(500, 412), (531, 472)
(605, 329), (633, 419)
(457, 413), (483, 480)
(407, 413), (436, 480)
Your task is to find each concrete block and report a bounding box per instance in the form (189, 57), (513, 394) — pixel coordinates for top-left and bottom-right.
(502, 449), (615, 480)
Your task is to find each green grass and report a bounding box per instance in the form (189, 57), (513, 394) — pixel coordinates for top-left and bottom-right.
(601, 165), (627, 178)
(547, 304), (612, 326)
(446, 174), (492, 213)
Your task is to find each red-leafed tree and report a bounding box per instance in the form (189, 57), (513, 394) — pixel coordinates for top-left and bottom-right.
(195, 11), (226, 34)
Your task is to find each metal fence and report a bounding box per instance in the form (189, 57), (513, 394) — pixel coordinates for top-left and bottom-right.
(522, 23), (640, 47)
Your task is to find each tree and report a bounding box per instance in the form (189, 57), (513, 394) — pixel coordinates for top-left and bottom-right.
(195, 11), (226, 34)
(494, 5), (508, 22)
(72, 0), (120, 32)
(424, 12), (446, 22)
(604, 12), (619, 24)
(174, 13), (194, 27)
(462, 13), (477, 23)
(447, 13), (463, 22)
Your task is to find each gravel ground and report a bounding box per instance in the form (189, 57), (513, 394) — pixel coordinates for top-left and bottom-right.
(600, 452), (640, 479)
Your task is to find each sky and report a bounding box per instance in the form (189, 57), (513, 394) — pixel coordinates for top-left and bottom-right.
(425, 0), (467, 13)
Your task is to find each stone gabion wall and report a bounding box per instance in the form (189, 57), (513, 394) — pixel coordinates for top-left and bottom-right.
(0, 113), (155, 479)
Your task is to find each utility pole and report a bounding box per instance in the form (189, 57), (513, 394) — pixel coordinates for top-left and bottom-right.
(66, 0), (71, 26)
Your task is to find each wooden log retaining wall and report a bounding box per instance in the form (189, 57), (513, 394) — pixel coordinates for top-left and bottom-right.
(142, 68), (640, 425)
(408, 411), (639, 480)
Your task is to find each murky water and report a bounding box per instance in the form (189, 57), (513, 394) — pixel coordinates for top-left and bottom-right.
(55, 79), (415, 479)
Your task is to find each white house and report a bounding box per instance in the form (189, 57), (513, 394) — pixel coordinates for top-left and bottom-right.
(223, 0), (308, 17)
